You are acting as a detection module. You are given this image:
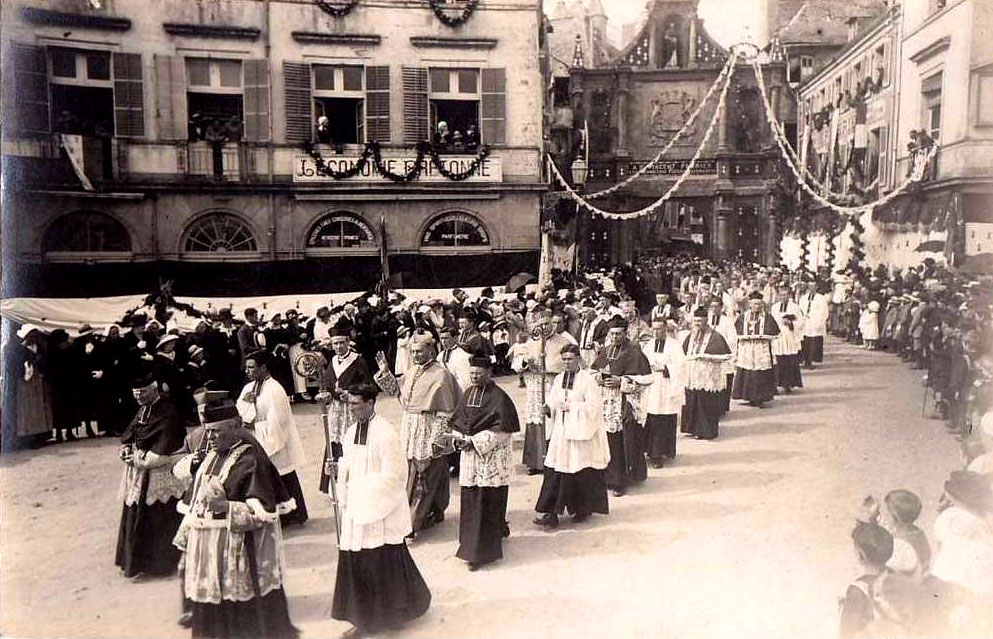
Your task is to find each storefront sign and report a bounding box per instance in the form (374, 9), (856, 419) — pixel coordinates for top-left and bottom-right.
(626, 159), (717, 176)
(294, 154), (503, 183)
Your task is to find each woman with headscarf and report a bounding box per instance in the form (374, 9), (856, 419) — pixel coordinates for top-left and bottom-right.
(2, 324), (54, 449)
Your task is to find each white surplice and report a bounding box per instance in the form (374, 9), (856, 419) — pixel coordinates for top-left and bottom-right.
(236, 377), (307, 475)
(544, 369), (609, 473)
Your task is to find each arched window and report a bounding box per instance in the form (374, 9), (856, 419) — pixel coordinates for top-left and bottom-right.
(182, 212), (258, 253)
(421, 211), (490, 248)
(43, 211), (131, 253)
(306, 212), (376, 249)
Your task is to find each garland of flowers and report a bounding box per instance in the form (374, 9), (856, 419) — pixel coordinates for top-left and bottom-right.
(848, 216), (866, 269)
(426, 143), (490, 181)
(430, 0), (479, 27)
(315, 0), (360, 18)
(303, 141), (372, 179)
(303, 140), (490, 182)
(547, 49), (740, 220)
(370, 141), (429, 183)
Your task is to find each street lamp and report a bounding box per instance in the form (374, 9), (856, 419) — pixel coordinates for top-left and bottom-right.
(570, 154), (588, 187)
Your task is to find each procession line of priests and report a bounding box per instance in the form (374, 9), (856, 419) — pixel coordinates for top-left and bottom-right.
(534, 344), (610, 528)
(332, 384), (431, 636)
(317, 327), (373, 493)
(399, 331), (460, 533)
(451, 356), (520, 568)
(237, 350), (309, 527)
(172, 400), (298, 639)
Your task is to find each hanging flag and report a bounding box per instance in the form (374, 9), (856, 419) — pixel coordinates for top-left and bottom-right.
(61, 134), (94, 191)
(379, 215), (391, 292)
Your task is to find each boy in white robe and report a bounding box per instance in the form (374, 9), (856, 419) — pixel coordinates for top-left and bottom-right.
(237, 351), (309, 526)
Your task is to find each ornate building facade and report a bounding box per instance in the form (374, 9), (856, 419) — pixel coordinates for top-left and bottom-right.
(1, 0), (545, 297)
(554, 0), (794, 267)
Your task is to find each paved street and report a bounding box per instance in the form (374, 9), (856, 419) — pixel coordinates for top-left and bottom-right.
(0, 338), (963, 639)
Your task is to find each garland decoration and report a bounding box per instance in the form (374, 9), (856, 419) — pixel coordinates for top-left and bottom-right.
(315, 0), (360, 18)
(303, 141), (371, 179)
(302, 140), (491, 182)
(848, 216), (866, 268)
(370, 141), (429, 183)
(548, 49), (740, 220)
(430, 0), (479, 27)
(426, 143), (490, 181)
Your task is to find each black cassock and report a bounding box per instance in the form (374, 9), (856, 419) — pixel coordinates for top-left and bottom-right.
(115, 397), (187, 577)
(591, 341), (651, 490)
(452, 381), (520, 566)
(681, 330), (732, 440)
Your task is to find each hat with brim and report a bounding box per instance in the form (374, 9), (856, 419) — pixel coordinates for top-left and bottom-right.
(16, 323), (43, 339)
(157, 334), (180, 350)
(944, 470), (993, 515)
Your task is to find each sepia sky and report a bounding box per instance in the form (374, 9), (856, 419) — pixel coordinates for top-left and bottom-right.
(600, 0), (767, 49)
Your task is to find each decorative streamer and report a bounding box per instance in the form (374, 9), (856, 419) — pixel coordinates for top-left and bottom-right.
(750, 57), (936, 218)
(547, 50), (740, 220)
(579, 53), (736, 200)
(315, 0), (360, 18)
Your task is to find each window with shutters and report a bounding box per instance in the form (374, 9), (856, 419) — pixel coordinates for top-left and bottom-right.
(313, 65), (365, 145)
(429, 68), (481, 153)
(48, 48), (115, 138)
(186, 58), (244, 142)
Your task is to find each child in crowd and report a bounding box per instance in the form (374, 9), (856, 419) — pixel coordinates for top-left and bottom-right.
(507, 331), (531, 388)
(859, 300), (881, 350)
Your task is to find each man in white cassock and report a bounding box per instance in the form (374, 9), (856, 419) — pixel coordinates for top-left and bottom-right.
(533, 344), (610, 529)
(641, 317), (687, 468)
(237, 350), (309, 527)
(331, 383), (431, 639)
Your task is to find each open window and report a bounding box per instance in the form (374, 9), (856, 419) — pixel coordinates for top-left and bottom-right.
(49, 48), (114, 137)
(429, 68), (481, 152)
(186, 58), (244, 142)
(313, 65), (365, 145)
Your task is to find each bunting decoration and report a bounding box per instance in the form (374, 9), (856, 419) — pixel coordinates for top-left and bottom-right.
(315, 0), (360, 18)
(430, 0), (479, 27)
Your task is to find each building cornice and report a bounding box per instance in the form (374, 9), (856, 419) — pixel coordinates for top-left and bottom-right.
(21, 7), (132, 31)
(292, 32), (381, 46)
(163, 23), (261, 40)
(409, 36), (499, 50)
(909, 36), (951, 65)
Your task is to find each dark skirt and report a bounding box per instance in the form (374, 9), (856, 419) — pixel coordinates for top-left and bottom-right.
(192, 587), (297, 639)
(535, 467), (609, 516)
(407, 456), (450, 532)
(332, 544), (432, 633)
(644, 413), (677, 460)
(731, 367), (776, 404)
(802, 336), (824, 363)
(774, 354), (804, 390)
(721, 373), (733, 414)
(278, 471), (308, 527)
(682, 388), (723, 440)
(522, 422), (547, 472)
(457, 486), (509, 565)
(115, 497), (183, 577)
(318, 441), (344, 494)
(605, 419), (647, 489)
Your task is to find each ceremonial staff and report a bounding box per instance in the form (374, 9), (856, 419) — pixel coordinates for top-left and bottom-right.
(319, 393), (342, 545)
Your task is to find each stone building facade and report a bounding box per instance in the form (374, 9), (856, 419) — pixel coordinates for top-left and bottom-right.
(560, 0), (793, 267)
(1, 0), (545, 297)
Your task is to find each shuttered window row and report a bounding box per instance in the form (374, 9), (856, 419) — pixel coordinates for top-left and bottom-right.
(7, 47), (507, 147)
